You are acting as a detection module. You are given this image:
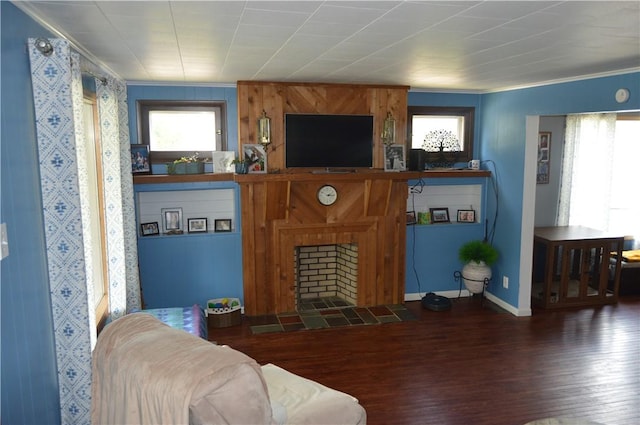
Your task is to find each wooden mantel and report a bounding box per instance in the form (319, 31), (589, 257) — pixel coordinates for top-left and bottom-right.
(238, 171), (411, 316)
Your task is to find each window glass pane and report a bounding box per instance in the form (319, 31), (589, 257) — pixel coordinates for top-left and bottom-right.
(412, 115), (465, 151)
(149, 110), (217, 151)
(609, 119), (640, 238)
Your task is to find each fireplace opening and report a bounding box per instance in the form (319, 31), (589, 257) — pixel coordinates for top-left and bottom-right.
(295, 244), (358, 312)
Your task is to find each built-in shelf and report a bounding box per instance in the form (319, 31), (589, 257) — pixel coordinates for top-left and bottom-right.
(133, 169), (491, 185)
(133, 172), (233, 184)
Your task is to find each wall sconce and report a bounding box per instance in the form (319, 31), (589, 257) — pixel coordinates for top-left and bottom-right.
(258, 110), (271, 146)
(382, 112), (396, 145)
(34, 38), (54, 57)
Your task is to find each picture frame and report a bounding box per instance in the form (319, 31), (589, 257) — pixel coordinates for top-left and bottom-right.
(406, 211), (417, 225)
(131, 144), (151, 174)
(214, 218), (232, 232)
(457, 209), (476, 223)
(242, 144), (267, 174)
(187, 218), (208, 233)
(211, 151), (235, 173)
(429, 207), (450, 223)
(140, 221), (159, 236)
(537, 132), (551, 184)
(161, 208), (183, 234)
(384, 144), (406, 171)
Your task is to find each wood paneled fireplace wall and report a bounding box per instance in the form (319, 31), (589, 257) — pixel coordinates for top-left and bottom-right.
(236, 81), (410, 316)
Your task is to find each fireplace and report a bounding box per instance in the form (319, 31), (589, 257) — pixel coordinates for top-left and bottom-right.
(295, 244), (358, 311)
(237, 173), (409, 316)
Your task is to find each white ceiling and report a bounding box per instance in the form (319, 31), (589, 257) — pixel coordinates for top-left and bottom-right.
(15, 1), (640, 92)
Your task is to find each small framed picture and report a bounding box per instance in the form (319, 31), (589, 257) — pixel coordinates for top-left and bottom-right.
(214, 218), (232, 232)
(406, 211), (417, 225)
(457, 209), (476, 223)
(140, 221), (159, 236)
(384, 144), (406, 171)
(187, 218), (208, 233)
(161, 208), (183, 234)
(243, 144), (267, 174)
(429, 207), (450, 223)
(131, 144), (151, 174)
(212, 151), (235, 173)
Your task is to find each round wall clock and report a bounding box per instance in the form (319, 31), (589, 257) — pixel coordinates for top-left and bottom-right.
(317, 185), (338, 206)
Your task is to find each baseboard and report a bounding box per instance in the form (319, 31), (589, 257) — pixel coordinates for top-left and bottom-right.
(484, 291), (531, 317)
(404, 289), (472, 301)
(405, 291), (532, 317)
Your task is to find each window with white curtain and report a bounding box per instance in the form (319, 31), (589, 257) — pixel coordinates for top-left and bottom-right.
(608, 116), (640, 243)
(558, 112), (640, 246)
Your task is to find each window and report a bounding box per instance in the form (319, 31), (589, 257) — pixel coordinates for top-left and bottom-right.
(83, 90), (109, 332)
(408, 106), (475, 165)
(558, 112), (640, 245)
(609, 114), (640, 242)
(137, 100), (226, 162)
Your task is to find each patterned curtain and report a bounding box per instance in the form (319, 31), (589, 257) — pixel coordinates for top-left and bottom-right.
(557, 113), (617, 228)
(29, 38), (141, 423)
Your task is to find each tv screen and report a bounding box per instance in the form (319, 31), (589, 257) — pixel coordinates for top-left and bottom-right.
(285, 114), (373, 169)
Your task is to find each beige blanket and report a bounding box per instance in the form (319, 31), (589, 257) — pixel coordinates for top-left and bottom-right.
(91, 313), (274, 425)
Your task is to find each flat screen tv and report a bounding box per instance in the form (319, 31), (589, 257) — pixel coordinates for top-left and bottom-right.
(285, 114), (373, 169)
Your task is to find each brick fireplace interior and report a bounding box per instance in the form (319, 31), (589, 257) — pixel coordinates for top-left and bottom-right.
(296, 244), (358, 311)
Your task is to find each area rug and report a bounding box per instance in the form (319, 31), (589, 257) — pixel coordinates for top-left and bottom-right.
(250, 304), (416, 335)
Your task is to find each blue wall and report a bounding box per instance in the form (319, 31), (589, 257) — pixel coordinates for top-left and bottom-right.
(405, 177), (488, 296)
(128, 85), (244, 308)
(480, 72), (640, 308)
(1, 3), (62, 424)
(134, 181), (244, 308)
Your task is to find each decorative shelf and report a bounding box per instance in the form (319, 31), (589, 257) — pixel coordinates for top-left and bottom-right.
(133, 173), (234, 184)
(134, 169), (490, 185)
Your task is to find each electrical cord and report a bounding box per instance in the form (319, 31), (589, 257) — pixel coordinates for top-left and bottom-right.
(409, 178), (426, 297)
(481, 159), (499, 245)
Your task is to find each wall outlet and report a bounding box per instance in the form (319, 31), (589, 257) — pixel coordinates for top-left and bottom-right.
(502, 275), (509, 289)
(1, 223), (8, 260)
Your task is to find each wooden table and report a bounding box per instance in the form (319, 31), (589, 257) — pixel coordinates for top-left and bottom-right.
(532, 226), (624, 309)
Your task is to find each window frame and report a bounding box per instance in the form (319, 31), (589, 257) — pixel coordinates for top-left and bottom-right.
(137, 100), (227, 163)
(407, 106), (475, 165)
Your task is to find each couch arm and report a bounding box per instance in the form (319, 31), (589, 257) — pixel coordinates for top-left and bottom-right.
(261, 363), (366, 425)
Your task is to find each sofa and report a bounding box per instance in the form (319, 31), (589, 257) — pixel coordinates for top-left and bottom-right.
(91, 313), (366, 425)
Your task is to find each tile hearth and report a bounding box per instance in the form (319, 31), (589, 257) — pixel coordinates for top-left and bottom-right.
(249, 298), (416, 334)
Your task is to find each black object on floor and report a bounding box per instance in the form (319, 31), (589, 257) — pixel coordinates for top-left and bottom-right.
(421, 293), (452, 311)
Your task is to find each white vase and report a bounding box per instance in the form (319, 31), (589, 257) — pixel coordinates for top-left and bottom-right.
(462, 261), (492, 294)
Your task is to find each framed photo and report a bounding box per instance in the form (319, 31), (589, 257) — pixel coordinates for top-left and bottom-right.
(131, 144), (151, 174)
(457, 209), (476, 223)
(384, 144), (406, 171)
(140, 221), (159, 236)
(214, 218), (232, 232)
(537, 132), (551, 184)
(242, 144), (267, 174)
(187, 218), (208, 233)
(161, 208), (183, 233)
(429, 207), (450, 223)
(406, 211), (417, 225)
(212, 151), (235, 173)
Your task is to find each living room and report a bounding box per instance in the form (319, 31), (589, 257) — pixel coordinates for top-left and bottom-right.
(2, 1), (639, 424)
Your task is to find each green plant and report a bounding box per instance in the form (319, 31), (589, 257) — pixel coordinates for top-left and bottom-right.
(458, 240), (498, 266)
(173, 152), (208, 163)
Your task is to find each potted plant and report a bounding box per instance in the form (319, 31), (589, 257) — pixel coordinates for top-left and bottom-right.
(458, 240), (498, 294)
(231, 157), (250, 174)
(167, 152), (208, 175)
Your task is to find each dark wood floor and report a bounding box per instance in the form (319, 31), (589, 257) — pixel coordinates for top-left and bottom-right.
(209, 296), (640, 425)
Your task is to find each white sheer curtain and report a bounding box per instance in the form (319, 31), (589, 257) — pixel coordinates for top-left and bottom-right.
(557, 113), (617, 229)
